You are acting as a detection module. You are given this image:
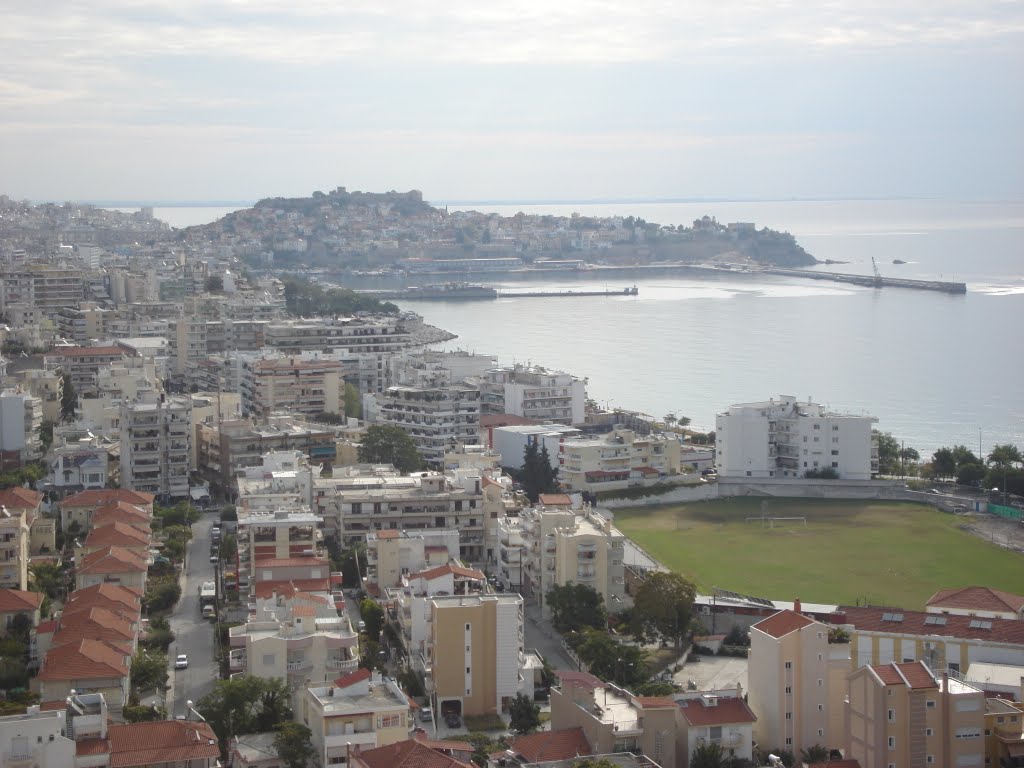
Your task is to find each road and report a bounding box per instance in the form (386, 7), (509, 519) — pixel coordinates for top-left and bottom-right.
(167, 513), (220, 717)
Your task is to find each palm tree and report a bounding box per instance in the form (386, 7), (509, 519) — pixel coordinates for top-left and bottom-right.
(664, 413), (677, 429)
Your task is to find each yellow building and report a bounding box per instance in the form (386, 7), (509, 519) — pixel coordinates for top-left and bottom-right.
(984, 697), (1024, 768)
(426, 593), (525, 717)
(748, 606), (849, 755)
(846, 661), (985, 768)
(301, 669), (411, 767)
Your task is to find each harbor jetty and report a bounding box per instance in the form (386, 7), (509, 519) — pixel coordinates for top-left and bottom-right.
(761, 267), (967, 294)
(355, 283), (639, 301)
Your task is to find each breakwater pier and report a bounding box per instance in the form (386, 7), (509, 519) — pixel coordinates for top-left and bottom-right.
(761, 267), (967, 294)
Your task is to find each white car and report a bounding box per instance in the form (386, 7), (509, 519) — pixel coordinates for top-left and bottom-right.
(175, 654), (189, 669)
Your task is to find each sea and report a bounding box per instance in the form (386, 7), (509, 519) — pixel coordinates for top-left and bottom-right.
(120, 199), (1024, 457)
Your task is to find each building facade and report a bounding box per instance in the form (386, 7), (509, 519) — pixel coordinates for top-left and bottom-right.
(119, 393), (192, 500)
(715, 395), (878, 480)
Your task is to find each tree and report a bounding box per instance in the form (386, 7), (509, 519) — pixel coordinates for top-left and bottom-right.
(520, 441), (559, 502)
(900, 446), (920, 475)
(344, 383), (362, 419)
(273, 722), (315, 768)
(956, 461), (986, 486)
(198, 676), (292, 752)
(574, 629), (646, 687)
(359, 598), (385, 641)
(29, 563), (64, 600)
(545, 583), (606, 634)
(155, 501), (199, 527)
(143, 579), (181, 613)
(952, 444), (979, 468)
(508, 692), (541, 734)
(678, 416), (692, 428)
(339, 543), (366, 588)
(255, 677), (292, 731)
(60, 374), (77, 421)
(691, 741), (726, 768)
(631, 571), (696, 650)
(357, 425), (423, 472)
(874, 431), (900, 475)
(664, 413), (677, 429)
(988, 444), (1023, 470)
(39, 421), (55, 452)
(800, 744), (830, 764)
(204, 275), (224, 293)
(634, 680), (676, 696)
(130, 651), (169, 692)
(931, 447), (956, 479)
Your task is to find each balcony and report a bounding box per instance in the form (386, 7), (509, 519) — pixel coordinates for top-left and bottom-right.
(286, 659), (312, 672)
(326, 657), (358, 671)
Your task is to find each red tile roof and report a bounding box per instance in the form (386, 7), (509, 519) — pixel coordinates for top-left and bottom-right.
(76, 546), (147, 574)
(752, 609), (816, 639)
(634, 696), (678, 709)
(108, 720), (220, 768)
(0, 588), (43, 613)
(75, 736), (110, 757)
(92, 502), (153, 527)
(869, 661), (937, 689)
(254, 579), (331, 598)
(54, 607), (136, 644)
(927, 586), (1024, 614)
(506, 727), (592, 762)
(65, 583), (143, 618)
(251, 556), (330, 568)
(353, 740), (475, 768)
(839, 605), (1024, 645)
(37, 638), (129, 681)
(539, 493), (573, 506)
(62, 489), (155, 508)
(334, 667), (371, 688)
(678, 696), (757, 727)
(409, 563), (485, 582)
(631, 466), (661, 476)
(84, 522), (150, 548)
(554, 670), (605, 689)
(0, 487), (43, 509)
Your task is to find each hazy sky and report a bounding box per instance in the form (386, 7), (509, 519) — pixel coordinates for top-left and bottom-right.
(3, 1), (1022, 202)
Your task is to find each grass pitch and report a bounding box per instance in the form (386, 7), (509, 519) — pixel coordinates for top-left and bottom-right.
(614, 499), (1024, 610)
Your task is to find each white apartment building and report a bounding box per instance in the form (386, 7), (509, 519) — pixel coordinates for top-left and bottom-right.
(17, 365), (63, 423)
(0, 506), (30, 590)
(300, 670), (412, 767)
(119, 392), (192, 501)
(263, 316), (411, 355)
(240, 354), (344, 419)
(368, 384), (481, 466)
(480, 365), (586, 425)
(489, 424), (581, 472)
(50, 443), (109, 492)
(320, 466), (501, 562)
(557, 429), (684, 491)
(0, 388), (43, 466)
(496, 517), (527, 594)
(236, 507), (326, 584)
(0, 693), (109, 768)
(228, 591), (359, 690)
(167, 316), (207, 378)
(715, 395), (879, 480)
(518, 504), (627, 615)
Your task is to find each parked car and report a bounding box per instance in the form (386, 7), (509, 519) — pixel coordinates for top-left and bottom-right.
(210, 554), (218, 563)
(419, 707), (433, 723)
(175, 654), (189, 669)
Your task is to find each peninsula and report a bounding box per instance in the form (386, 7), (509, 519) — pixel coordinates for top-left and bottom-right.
(178, 186), (819, 273)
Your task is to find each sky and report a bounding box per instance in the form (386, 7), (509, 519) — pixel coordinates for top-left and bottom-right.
(2, 1), (1022, 203)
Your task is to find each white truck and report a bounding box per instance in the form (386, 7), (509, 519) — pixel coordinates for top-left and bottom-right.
(199, 581), (216, 606)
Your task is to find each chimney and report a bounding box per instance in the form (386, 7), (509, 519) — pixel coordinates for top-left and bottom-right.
(794, 598), (802, 614)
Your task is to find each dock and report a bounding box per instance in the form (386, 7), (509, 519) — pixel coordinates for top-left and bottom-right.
(761, 267), (967, 294)
(498, 286), (639, 299)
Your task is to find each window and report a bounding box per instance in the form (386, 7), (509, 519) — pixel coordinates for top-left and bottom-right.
(926, 700), (936, 708)
(466, 667), (471, 674)
(888, 737), (895, 749)
(831, 462), (839, 468)
(262, 654), (275, 666)
(378, 713), (401, 728)
(785, 738), (792, 746)
(888, 708), (895, 722)
(831, 449), (839, 455)
(709, 726), (722, 740)
(785, 661), (792, 669)
(785, 712), (792, 720)
(785, 686), (792, 694)
(817, 704), (823, 711)
(818, 729), (824, 736)
(926, 728), (933, 736)
(832, 437), (839, 443)
(814, 424), (820, 430)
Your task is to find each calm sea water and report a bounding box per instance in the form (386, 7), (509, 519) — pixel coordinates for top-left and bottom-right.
(124, 200), (1024, 456)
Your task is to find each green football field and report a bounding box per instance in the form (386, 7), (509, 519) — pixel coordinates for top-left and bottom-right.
(613, 498), (1024, 609)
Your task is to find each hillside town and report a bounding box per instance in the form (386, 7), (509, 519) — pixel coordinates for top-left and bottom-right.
(0, 195), (1021, 768)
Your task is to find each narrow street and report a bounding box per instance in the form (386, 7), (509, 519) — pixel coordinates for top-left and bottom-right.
(166, 514), (219, 717)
